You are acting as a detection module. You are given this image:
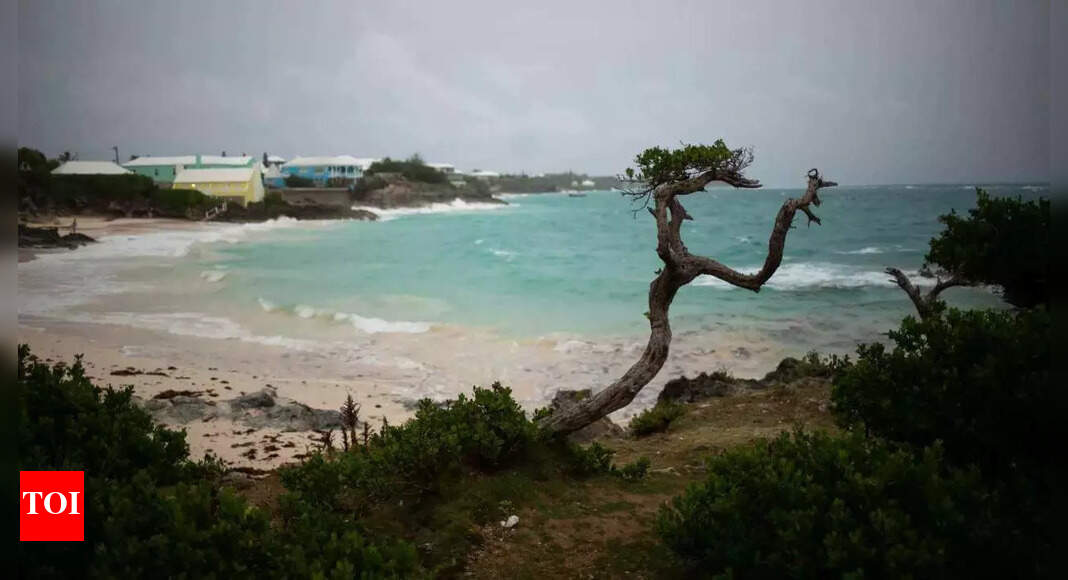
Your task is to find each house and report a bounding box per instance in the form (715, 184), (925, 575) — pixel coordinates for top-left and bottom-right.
(280, 155), (366, 186)
(51, 161), (132, 175)
(427, 163), (455, 174)
(263, 164), (285, 189)
(264, 155), (286, 168)
(172, 165), (264, 206)
(123, 155), (255, 186)
(581, 179), (596, 188)
(468, 170), (500, 180)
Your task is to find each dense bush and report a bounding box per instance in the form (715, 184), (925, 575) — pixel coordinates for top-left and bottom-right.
(657, 430), (1003, 578)
(16, 346), (421, 578)
(925, 189), (1049, 308)
(366, 155), (449, 184)
(149, 187), (216, 217)
(284, 174), (315, 187)
(832, 308), (1053, 476)
(281, 383), (537, 507)
(628, 401), (687, 437)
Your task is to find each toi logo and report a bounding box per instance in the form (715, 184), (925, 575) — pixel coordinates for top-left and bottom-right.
(20, 471), (84, 541)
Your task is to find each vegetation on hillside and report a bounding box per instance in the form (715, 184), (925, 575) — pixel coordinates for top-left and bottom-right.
(655, 189), (1055, 577)
(365, 154), (450, 184)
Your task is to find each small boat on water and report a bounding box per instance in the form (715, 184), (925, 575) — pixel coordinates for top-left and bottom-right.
(568, 193), (587, 198)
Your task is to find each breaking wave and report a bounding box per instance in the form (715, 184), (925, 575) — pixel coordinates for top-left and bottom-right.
(351, 198), (510, 222)
(693, 262), (910, 290)
(259, 299), (432, 334)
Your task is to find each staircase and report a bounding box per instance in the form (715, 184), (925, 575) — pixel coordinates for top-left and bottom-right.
(202, 201), (228, 221)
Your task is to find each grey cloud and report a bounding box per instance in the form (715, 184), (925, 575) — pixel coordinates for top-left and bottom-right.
(18, 0), (1048, 186)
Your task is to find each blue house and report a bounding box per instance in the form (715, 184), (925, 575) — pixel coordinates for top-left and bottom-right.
(279, 156), (377, 187)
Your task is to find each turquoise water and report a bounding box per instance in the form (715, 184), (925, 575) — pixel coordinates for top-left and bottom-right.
(187, 183), (1043, 353)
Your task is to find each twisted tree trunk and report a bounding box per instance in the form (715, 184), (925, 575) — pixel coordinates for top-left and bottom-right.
(885, 267), (967, 320)
(540, 169), (836, 435)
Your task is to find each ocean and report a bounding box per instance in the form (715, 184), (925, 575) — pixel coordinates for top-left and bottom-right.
(18, 183), (1046, 416)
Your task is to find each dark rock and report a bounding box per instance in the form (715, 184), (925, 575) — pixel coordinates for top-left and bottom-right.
(18, 224), (97, 249)
(153, 389), (203, 400)
(240, 401), (341, 432)
(231, 387), (277, 410)
(657, 373), (760, 405)
(760, 357), (832, 385)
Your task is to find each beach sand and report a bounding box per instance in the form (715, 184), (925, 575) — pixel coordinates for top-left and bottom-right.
(18, 216), (792, 469)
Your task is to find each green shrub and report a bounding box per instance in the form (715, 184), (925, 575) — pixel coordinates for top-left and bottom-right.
(925, 189), (1049, 308)
(657, 430), (1003, 578)
(616, 457), (651, 482)
(281, 382), (537, 507)
(16, 346), (422, 578)
(832, 308), (1052, 476)
(563, 441), (617, 476)
(366, 155), (449, 184)
(628, 402), (687, 437)
(284, 174), (315, 187)
(149, 187), (215, 217)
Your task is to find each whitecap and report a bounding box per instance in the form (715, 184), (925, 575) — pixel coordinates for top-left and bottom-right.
(834, 246), (885, 255)
(351, 198), (510, 222)
(257, 297), (278, 312)
(692, 262), (915, 290)
(333, 312), (432, 334)
(200, 270), (228, 282)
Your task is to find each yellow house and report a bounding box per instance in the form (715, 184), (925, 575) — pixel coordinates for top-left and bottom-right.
(172, 165), (265, 206)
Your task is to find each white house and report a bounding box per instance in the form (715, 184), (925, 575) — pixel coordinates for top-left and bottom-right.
(468, 170), (501, 180)
(427, 163), (456, 174)
(51, 161), (132, 175)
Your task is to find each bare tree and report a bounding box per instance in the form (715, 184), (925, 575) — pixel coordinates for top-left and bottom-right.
(539, 142), (836, 435)
(884, 267), (967, 320)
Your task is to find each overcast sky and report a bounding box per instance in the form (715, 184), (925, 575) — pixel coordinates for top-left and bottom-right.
(18, 0), (1049, 186)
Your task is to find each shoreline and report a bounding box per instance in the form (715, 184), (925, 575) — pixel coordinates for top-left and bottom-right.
(17, 212), (820, 469)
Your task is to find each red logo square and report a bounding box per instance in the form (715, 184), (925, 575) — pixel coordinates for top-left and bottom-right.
(20, 471), (84, 542)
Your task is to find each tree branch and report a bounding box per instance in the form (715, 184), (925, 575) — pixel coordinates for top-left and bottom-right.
(886, 267), (971, 320)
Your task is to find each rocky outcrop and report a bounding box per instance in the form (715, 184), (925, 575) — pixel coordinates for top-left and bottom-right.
(658, 373), (760, 404)
(216, 201), (378, 222)
(657, 357), (834, 405)
(351, 175), (504, 209)
(140, 386), (341, 432)
(548, 389), (624, 443)
(18, 224), (96, 249)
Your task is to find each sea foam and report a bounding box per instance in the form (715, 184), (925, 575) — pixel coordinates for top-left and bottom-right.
(351, 198), (510, 222)
(692, 262), (909, 290)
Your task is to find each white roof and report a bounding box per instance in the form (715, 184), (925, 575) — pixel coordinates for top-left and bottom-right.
(198, 155), (253, 166)
(427, 163), (454, 170)
(124, 155), (195, 167)
(468, 170), (500, 178)
(52, 161), (132, 175)
(173, 166), (256, 184)
(266, 155), (285, 163)
(123, 155), (252, 167)
(283, 155), (364, 168)
(352, 157), (380, 170)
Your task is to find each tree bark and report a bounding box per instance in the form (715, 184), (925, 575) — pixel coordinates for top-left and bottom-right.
(540, 169), (836, 435)
(885, 267), (967, 320)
